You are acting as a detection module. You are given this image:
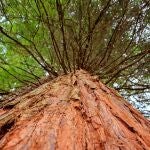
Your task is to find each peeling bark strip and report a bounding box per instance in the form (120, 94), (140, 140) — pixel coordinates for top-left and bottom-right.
(0, 70), (150, 150)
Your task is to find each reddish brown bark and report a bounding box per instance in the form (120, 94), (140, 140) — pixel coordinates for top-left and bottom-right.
(0, 70), (150, 150)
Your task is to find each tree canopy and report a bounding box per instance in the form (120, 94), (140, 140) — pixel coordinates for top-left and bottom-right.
(0, 0), (150, 117)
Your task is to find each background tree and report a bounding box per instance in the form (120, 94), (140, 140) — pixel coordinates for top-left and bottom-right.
(0, 0), (149, 118)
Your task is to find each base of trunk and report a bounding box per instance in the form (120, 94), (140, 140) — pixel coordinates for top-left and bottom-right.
(0, 70), (150, 149)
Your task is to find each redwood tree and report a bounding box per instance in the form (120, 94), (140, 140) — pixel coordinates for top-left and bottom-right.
(0, 0), (150, 149)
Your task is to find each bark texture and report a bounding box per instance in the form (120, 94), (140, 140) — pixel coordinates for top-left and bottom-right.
(0, 70), (150, 150)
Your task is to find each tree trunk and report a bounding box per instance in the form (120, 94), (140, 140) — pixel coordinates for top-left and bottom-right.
(0, 70), (149, 150)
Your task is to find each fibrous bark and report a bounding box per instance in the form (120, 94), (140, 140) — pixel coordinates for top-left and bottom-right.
(0, 70), (150, 150)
